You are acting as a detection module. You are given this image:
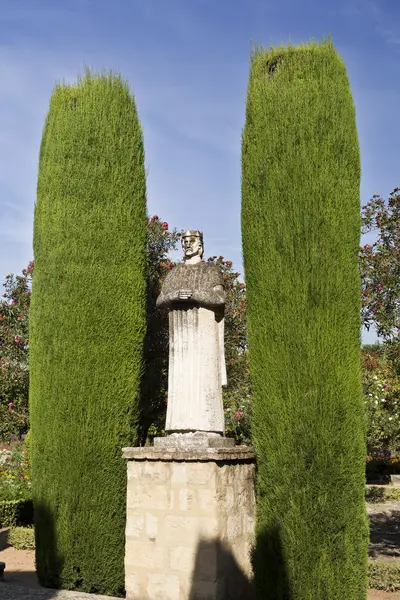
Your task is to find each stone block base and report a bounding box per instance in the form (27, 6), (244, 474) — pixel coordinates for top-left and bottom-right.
(123, 446), (255, 600)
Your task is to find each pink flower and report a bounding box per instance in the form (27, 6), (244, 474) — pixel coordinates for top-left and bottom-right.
(162, 222), (168, 229)
(8, 402), (14, 409)
(153, 215), (159, 220)
(378, 284), (383, 292)
(168, 262), (174, 270)
(235, 410), (243, 420)
(17, 316), (22, 321)
(14, 335), (21, 344)
(364, 244), (371, 250)
(11, 299), (16, 305)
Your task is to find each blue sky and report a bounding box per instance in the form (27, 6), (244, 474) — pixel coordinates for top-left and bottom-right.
(0, 0), (399, 343)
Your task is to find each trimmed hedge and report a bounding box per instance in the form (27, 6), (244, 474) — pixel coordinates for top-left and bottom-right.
(242, 40), (369, 598)
(368, 561), (400, 591)
(30, 72), (147, 596)
(366, 486), (400, 503)
(9, 526), (35, 550)
(0, 499), (34, 528)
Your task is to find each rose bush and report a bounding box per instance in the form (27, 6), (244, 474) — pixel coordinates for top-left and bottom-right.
(0, 262), (33, 440)
(208, 256), (251, 445)
(362, 345), (400, 456)
(360, 188), (400, 341)
(360, 188), (400, 460)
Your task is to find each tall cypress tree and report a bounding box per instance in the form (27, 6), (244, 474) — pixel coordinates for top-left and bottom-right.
(242, 41), (368, 599)
(30, 72), (147, 596)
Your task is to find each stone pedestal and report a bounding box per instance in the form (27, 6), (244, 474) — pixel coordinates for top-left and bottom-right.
(123, 445), (255, 600)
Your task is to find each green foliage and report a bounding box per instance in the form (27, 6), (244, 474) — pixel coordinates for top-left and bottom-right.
(30, 71), (147, 596)
(0, 499), (34, 527)
(365, 486), (400, 503)
(9, 525), (35, 549)
(368, 561), (400, 591)
(242, 40), (368, 598)
(139, 216), (180, 444)
(209, 256), (251, 445)
(360, 188), (400, 341)
(0, 263), (33, 440)
(0, 444), (31, 501)
(23, 430), (31, 479)
(362, 346), (400, 454)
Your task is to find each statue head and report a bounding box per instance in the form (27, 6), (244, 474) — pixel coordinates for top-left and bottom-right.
(181, 230), (204, 264)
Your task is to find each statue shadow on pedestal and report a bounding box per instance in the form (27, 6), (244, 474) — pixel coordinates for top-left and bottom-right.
(188, 526), (292, 600)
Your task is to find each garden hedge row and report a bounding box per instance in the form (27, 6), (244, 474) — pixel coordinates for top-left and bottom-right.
(0, 499), (34, 528)
(366, 486), (400, 503)
(8, 526), (35, 550)
(368, 561), (400, 591)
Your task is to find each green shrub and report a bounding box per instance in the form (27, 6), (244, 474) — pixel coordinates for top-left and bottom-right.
(23, 431), (31, 479)
(30, 71), (147, 596)
(0, 444), (31, 501)
(368, 561), (400, 591)
(9, 526), (35, 550)
(366, 486), (400, 503)
(242, 40), (368, 598)
(0, 499), (34, 527)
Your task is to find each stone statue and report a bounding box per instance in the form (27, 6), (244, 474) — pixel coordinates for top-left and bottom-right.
(156, 230), (227, 435)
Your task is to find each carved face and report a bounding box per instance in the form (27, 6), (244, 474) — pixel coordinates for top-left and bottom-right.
(182, 234), (203, 259)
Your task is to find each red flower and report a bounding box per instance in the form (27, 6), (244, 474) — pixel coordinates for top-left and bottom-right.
(235, 410), (243, 420)
(377, 284), (383, 292)
(14, 335), (21, 344)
